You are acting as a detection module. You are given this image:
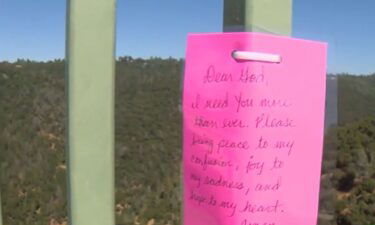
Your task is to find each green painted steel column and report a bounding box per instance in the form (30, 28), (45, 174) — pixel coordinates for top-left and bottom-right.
(223, 0), (292, 35)
(66, 0), (116, 224)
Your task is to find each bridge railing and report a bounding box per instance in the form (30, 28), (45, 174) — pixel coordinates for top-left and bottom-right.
(0, 1), (291, 224)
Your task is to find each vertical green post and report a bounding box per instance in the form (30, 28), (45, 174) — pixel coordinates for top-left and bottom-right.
(223, 0), (292, 36)
(66, 0), (116, 225)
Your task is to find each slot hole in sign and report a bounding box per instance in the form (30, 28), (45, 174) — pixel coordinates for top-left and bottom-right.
(232, 50), (281, 63)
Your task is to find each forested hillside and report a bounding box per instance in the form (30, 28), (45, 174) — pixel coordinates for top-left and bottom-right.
(319, 74), (375, 225)
(0, 59), (374, 225)
(338, 75), (375, 125)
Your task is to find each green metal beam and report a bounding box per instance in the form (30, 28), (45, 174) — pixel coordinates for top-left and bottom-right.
(224, 0), (292, 36)
(66, 0), (116, 224)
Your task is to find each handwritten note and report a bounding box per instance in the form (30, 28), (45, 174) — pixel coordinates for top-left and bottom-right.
(183, 33), (327, 225)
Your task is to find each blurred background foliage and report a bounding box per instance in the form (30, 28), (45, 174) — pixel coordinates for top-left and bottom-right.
(0, 59), (374, 225)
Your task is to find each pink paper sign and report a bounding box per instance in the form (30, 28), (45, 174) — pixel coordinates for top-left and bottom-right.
(183, 33), (327, 225)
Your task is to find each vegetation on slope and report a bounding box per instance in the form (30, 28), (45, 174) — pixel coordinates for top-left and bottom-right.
(0, 59), (374, 225)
